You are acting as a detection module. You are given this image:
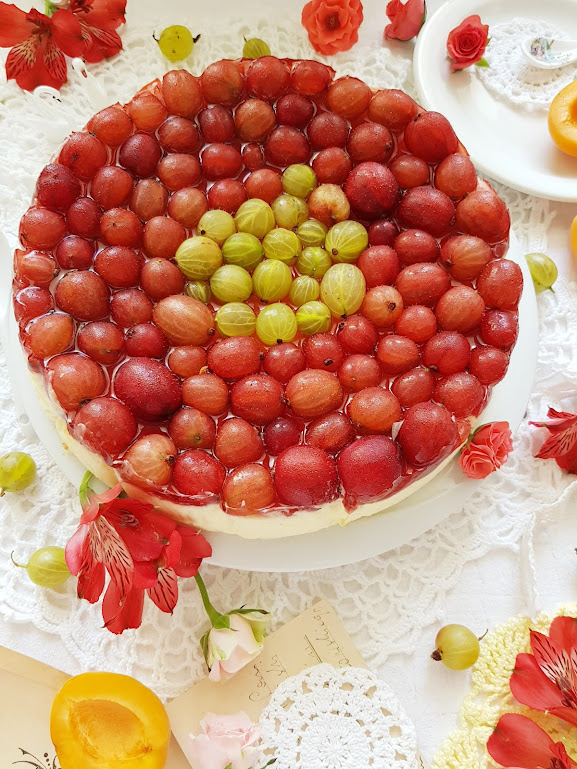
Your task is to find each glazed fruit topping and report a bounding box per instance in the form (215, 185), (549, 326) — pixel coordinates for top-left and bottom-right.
(13, 57), (520, 517)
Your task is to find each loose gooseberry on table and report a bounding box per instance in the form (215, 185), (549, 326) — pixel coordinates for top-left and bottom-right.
(0, 452), (36, 495)
(12, 546), (70, 588)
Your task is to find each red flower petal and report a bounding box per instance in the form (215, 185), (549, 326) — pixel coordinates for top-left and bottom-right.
(549, 616), (577, 655)
(81, 23), (122, 63)
(71, 0), (126, 31)
(510, 652), (566, 711)
(104, 500), (175, 561)
(43, 37), (68, 88)
(133, 559), (159, 590)
(487, 713), (559, 769)
(174, 526), (212, 577)
(80, 482), (123, 523)
(95, 515), (133, 597)
(5, 37), (37, 81)
(162, 529), (182, 570)
(65, 523), (89, 576)
(531, 629), (577, 691)
(547, 706), (577, 729)
(78, 559), (105, 603)
(556, 445), (577, 474)
(50, 9), (85, 58)
(535, 426), (577, 460)
(0, 2), (33, 47)
(147, 568), (178, 613)
(102, 582), (144, 634)
(548, 407), (577, 422)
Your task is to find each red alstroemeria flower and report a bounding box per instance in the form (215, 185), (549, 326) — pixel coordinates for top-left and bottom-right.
(509, 616), (577, 728)
(487, 713), (577, 769)
(531, 407), (577, 474)
(67, 0), (127, 63)
(65, 474), (212, 634)
(0, 3), (84, 91)
(384, 0), (426, 42)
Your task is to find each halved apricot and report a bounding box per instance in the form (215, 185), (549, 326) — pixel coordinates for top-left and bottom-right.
(50, 672), (170, 769)
(548, 81), (577, 157)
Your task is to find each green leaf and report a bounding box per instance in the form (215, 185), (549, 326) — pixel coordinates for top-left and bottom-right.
(475, 57), (490, 68)
(200, 630), (210, 666)
(229, 608), (270, 616)
(78, 471), (94, 507)
(212, 614), (232, 630)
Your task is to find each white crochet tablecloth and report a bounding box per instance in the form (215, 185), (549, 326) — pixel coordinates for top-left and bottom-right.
(1, 0), (577, 763)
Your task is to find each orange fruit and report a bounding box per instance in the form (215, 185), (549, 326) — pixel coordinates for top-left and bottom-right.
(50, 672), (170, 769)
(571, 214), (577, 259)
(548, 81), (577, 157)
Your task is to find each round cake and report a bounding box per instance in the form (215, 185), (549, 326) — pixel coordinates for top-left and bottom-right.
(12, 57), (521, 539)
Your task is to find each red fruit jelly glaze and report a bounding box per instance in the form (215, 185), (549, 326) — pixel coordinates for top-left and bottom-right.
(13, 58), (519, 517)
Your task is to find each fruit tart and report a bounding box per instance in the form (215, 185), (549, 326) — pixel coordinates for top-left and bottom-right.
(12, 57), (522, 539)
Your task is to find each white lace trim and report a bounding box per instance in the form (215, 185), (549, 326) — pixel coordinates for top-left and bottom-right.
(259, 664), (419, 769)
(478, 18), (577, 111)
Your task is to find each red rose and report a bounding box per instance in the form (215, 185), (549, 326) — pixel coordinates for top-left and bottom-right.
(447, 14), (489, 71)
(384, 0), (426, 42)
(302, 0), (363, 56)
(458, 421), (513, 479)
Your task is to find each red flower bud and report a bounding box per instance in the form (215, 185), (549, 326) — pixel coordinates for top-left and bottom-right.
(384, 0), (426, 42)
(447, 14), (489, 71)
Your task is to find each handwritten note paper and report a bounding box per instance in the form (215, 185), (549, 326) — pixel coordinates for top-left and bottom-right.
(167, 600), (365, 761)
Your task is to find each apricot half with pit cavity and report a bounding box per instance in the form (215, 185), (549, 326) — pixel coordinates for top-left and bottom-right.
(50, 672), (170, 769)
(548, 81), (577, 157)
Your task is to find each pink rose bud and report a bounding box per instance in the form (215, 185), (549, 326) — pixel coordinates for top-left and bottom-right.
(205, 611), (269, 682)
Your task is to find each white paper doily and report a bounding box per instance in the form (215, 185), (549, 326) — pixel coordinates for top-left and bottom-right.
(0, 10), (575, 714)
(478, 18), (577, 110)
(259, 664), (419, 769)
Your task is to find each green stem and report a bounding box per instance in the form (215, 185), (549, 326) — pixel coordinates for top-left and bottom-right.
(194, 573), (227, 628)
(44, 0), (56, 17)
(79, 470), (94, 508)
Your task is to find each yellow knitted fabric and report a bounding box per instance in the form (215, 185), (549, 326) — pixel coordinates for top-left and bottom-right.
(432, 604), (577, 769)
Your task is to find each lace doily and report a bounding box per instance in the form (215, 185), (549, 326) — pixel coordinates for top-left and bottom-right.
(478, 18), (577, 110)
(259, 664), (419, 769)
(0, 11), (573, 722)
(432, 604), (577, 769)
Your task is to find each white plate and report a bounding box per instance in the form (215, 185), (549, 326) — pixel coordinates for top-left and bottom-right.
(1, 231), (538, 572)
(414, 0), (577, 202)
